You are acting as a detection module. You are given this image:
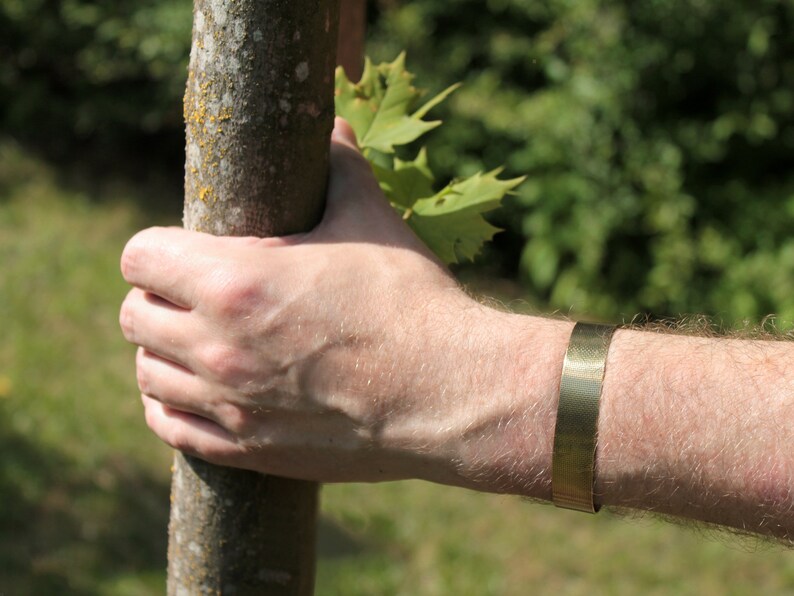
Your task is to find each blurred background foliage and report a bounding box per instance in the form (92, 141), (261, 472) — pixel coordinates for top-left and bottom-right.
(367, 0), (794, 324)
(0, 0), (191, 160)
(3, 1), (794, 593)
(3, 0), (794, 323)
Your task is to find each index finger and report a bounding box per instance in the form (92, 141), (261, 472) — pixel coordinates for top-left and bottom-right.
(121, 226), (214, 308)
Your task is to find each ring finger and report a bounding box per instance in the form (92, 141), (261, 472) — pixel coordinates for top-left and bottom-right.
(137, 347), (227, 426)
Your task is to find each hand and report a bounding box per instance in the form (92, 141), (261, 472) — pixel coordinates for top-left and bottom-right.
(120, 119), (794, 539)
(119, 119), (517, 486)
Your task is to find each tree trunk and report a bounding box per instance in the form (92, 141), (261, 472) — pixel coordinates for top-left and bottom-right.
(169, 2), (340, 594)
(337, 0), (366, 81)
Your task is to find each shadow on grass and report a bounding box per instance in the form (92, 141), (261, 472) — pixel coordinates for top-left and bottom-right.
(0, 415), (171, 594)
(0, 409), (374, 594)
(317, 516), (371, 560)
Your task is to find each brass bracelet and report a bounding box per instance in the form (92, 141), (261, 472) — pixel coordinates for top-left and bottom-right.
(552, 322), (616, 513)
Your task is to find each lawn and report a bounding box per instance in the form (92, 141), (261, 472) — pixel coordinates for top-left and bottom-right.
(2, 139), (793, 595)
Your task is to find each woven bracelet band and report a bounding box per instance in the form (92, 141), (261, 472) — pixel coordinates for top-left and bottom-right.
(552, 322), (617, 513)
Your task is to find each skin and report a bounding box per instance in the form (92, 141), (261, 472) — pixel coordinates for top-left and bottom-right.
(121, 119), (794, 542)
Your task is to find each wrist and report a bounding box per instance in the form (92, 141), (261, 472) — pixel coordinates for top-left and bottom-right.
(430, 308), (573, 499)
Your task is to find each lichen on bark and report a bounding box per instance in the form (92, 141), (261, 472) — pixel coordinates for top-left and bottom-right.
(170, 1), (340, 594)
(183, 0), (340, 238)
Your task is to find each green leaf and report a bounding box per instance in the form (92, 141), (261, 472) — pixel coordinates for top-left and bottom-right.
(407, 170), (526, 264)
(413, 169), (525, 215)
(408, 207), (502, 264)
(335, 53), (525, 264)
(335, 52), (461, 154)
(371, 148), (434, 209)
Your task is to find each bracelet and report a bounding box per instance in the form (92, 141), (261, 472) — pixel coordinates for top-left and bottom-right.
(552, 322), (616, 513)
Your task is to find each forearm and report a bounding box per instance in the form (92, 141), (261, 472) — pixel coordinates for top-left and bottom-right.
(597, 328), (794, 539)
(455, 317), (794, 539)
(419, 310), (794, 539)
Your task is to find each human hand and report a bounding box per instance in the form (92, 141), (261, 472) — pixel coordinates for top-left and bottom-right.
(120, 123), (794, 532)
(120, 119), (524, 487)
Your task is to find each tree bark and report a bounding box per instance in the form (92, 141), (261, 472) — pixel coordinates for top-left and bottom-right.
(337, 0), (366, 81)
(169, 1), (340, 594)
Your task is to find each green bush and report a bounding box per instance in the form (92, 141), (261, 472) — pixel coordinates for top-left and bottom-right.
(3, 0), (794, 323)
(0, 0), (191, 151)
(367, 0), (794, 324)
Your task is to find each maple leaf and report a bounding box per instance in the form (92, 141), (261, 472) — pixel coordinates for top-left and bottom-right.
(335, 53), (526, 264)
(335, 53), (460, 154)
(407, 170), (526, 263)
(371, 148), (434, 209)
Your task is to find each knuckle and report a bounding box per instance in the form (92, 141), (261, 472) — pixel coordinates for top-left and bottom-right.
(136, 363), (151, 396)
(142, 401), (198, 457)
(120, 231), (148, 281)
(206, 269), (262, 319)
(119, 247), (137, 282)
(121, 227), (172, 281)
(167, 425), (194, 454)
(199, 344), (249, 385)
(219, 403), (252, 436)
(143, 399), (159, 430)
(119, 299), (136, 342)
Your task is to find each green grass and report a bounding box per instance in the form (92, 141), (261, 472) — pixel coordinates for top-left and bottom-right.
(2, 139), (794, 594)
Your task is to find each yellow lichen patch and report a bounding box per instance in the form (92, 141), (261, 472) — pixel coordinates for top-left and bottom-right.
(183, 63), (237, 206)
(199, 186), (218, 204)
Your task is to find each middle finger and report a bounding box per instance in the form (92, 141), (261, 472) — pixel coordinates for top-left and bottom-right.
(121, 288), (201, 368)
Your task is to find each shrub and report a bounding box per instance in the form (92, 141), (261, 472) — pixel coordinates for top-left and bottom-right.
(368, 0), (794, 323)
(0, 0), (191, 152)
(4, 0), (794, 323)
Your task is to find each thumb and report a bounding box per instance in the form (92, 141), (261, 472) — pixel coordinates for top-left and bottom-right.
(327, 117), (382, 208)
(331, 117), (359, 150)
(320, 118), (407, 239)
